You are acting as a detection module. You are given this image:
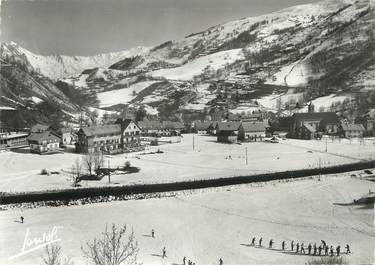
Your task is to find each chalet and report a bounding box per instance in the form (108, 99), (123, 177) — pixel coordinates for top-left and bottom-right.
(194, 121), (212, 134)
(138, 120), (163, 136)
(56, 127), (75, 146)
(238, 122), (267, 141)
(0, 131), (29, 150)
(27, 131), (60, 154)
(138, 120), (185, 136)
(162, 121), (185, 136)
(339, 123), (365, 138)
(30, 124), (49, 133)
(115, 118), (142, 151)
(290, 112), (340, 139)
(216, 122), (241, 143)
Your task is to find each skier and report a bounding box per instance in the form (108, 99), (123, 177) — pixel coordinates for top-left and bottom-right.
(296, 243), (300, 253)
(325, 245), (329, 256)
(269, 239), (273, 249)
(183, 257), (186, 265)
(259, 237), (263, 247)
(282, 241), (285, 250)
(336, 245), (341, 256)
(219, 258), (223, 265)
(330, 246), (334, 256)
(20, 216), (24, 224)
(151, 229), (155, 238)
(313, 244), (317, 255)
(301, 243), (305, 254)
(318, 245), (322, 256)
(251, 237), (256, 246)
(308, 244), (312, 255)
(321, 240), (326, 248)
(346, 244), (351, 254)
(291, 240), (294, 251)
(162, 247), (166, 258)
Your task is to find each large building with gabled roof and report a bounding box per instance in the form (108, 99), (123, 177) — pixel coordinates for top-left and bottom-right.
(27, 131), (60, 154)
(238, 121), (268, 141)
(75, 119), (142, 154)
(215, 121), (241, 143)
(290, 112), (340, 139)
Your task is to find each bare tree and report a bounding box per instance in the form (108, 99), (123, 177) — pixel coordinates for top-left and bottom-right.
(42, 244), (74, 265)
(42, 244), (62, 265)
(84, 151), (95, 176)
(81, 224), (139, 265)
(93, 151), (104, 173)
(70, 158), (83, 186)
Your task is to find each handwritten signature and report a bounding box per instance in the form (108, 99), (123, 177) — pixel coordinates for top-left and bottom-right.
(9, 226), (63, 260)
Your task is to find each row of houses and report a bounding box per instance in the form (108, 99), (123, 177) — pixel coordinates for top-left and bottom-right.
(75, 119), (188, 154)
(276, 112), (366, 140)
(0, 123), (74, 153)
(0, 118), (187, 154)
(137, 119), (185, 137)
(195, 110), (368, 143)
(194, 120), (269, 143)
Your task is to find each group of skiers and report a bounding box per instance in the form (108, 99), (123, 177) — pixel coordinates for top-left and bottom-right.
(250, 237), (351, 257)
(182, 256), (197, 265)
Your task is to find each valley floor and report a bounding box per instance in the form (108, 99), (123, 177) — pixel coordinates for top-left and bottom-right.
(0, 174), (374, 265)
(0, 134), (375, 192)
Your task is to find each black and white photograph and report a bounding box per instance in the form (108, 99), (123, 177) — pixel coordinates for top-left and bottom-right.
(0, 0), (374, 264)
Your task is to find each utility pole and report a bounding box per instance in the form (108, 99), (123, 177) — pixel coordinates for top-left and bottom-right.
(106, 155), (111, 184)
(325, 137), (328, 152)
(245, 147), (248, 165)
(193, 133), (195, 151)
(318, 157), (321, 181)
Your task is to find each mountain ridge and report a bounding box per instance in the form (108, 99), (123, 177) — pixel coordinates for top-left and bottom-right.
(1, 0), (374, 124)
(0, 41), (150, 80)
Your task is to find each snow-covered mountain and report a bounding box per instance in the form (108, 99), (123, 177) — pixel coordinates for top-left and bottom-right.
(0, 42), (150, 80)
(1, 0), (374, 121)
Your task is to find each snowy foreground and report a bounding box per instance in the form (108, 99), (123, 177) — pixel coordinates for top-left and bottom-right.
(0, 173), (374, 265)
(1, 135), (375, 192)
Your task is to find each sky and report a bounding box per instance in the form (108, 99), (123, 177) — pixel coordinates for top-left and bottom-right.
(1, 0), (320, 56)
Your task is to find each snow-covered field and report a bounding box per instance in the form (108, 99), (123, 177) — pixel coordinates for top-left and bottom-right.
(151, 49), (244, 81)
(1, 174), (374, 265)
(0, 135), (375, 193)
(97, 81), (159, 107)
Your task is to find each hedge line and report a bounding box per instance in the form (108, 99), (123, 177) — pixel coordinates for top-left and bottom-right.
(1, 160), (374, 205)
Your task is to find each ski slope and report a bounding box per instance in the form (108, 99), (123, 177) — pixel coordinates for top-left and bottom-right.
(1, 174), (373, 265)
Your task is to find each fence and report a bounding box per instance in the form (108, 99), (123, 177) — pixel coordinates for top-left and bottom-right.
(1, 160), (374, 205)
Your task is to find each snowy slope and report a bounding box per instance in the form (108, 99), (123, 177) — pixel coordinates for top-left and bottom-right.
(2, 0), (373, 117)
(97, 81), (160, 107)
(151, 49), (244, 80)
